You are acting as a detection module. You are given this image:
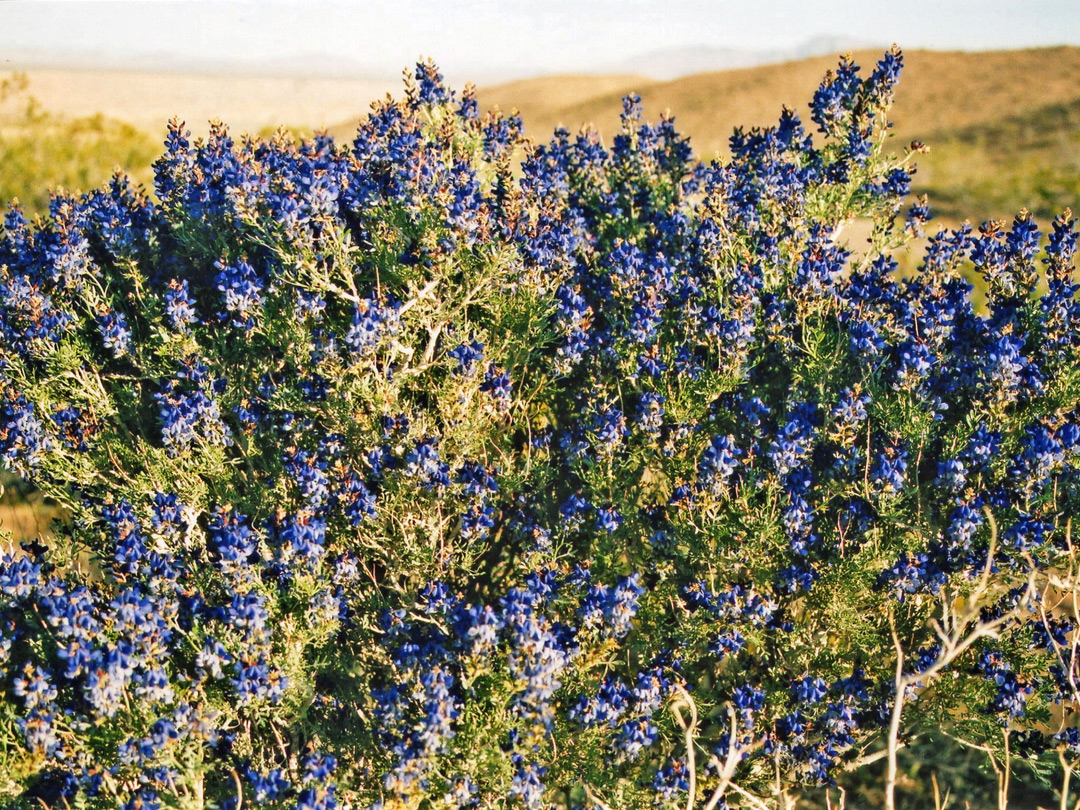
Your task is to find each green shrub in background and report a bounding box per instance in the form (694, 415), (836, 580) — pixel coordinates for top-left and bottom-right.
(0, 72), (158, 217)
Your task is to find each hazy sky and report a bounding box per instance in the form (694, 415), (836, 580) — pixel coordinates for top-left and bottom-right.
(3, 0), (1080, 80)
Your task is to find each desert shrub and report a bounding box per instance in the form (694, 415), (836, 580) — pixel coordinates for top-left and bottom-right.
(0, 51), (1078, 810)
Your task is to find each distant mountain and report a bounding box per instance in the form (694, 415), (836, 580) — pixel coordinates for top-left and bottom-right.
(789, 35), (887, 61)
(595, 35), (882, 80)
(3, 34), (886, 84)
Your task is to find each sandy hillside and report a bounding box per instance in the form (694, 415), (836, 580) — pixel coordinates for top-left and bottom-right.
(12, 68), (399, 138)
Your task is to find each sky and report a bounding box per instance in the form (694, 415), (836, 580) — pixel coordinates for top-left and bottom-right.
(2, 0), (1080, 81)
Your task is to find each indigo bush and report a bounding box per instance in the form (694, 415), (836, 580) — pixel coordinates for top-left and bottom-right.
(1, 51), (1079, 809)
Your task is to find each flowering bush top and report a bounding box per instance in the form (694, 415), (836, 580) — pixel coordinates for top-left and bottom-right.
(1, 52), (1079, 810)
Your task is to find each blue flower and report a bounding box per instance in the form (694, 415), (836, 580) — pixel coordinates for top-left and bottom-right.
(699, 435), (741, 493)
(96, 310), (131, 357)
(791, 676), (828, 706)
(246, 767), (291, 802)
(214, 259), (264, 330)
(448, 339), (484, 375)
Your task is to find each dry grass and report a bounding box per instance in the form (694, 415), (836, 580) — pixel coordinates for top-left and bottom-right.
(0, 500), (64, 544)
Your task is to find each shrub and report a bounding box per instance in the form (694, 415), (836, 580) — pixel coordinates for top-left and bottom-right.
(0, 51), (1078, 810)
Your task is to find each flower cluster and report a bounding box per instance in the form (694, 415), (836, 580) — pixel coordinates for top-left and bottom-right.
(0, 50), (1078, 809)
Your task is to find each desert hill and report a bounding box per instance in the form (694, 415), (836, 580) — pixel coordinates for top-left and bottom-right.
(473, 47), (1080, 158)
